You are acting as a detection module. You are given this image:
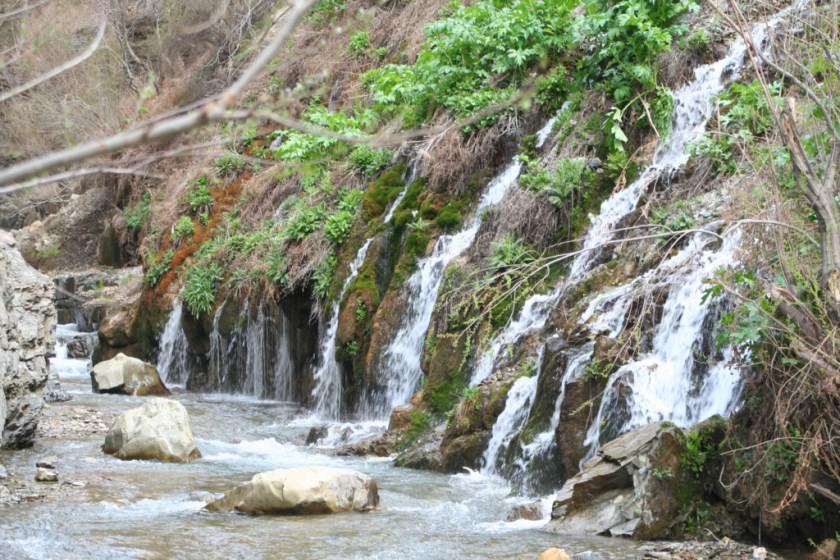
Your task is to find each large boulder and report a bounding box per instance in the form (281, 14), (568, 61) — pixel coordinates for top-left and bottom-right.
(90, 353), (169, 396)
(206, 466), (379, 515)
(0, 230), (55, 448)
(103, 398), (200, 462)
(545, 422), (688, 539)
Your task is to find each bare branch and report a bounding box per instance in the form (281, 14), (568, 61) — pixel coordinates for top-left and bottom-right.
(0, 167), (163, 194)
(0, 0), (318, 188)
(0, 0), (49, 23)
(0, 16), (106, 103)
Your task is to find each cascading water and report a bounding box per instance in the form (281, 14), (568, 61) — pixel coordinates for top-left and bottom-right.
(370, 161), (522, 417)
(311, 239), (374, 418)
(475, 0), (803, 483)
(156, 299), (190, 385)
(367, 118), (560, 418)
(582, 230), (743, 455)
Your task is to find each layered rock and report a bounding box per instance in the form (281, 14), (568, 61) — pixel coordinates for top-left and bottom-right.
(103, 398), (200, 462)
(91, 353), (169, 396)
(206, 466), (379, 515)
(545, 422), (689, 539)
(0, 230), (56, 448)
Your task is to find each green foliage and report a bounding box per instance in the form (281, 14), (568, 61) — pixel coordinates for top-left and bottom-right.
(349, 145), (392, 177)
(652, 86), (674, 138)
(309, 0), (345, 25)
(536, 65), (569, 112)
(348, 31), (370, 56)
(707, 270), (776, 349)
(583, 358), (612, 380)
(325, 210), (354, 245)
(173, 216), (195, 241)
(682, 430), (708, 478)
(345, 340), (360, 356)
(652, 467), (674, 480)
(361, 165), (406, 219)
(182, 263), (223, 317)
(312, 252), (337, 300)
(266, 249), (288, 286)
(272, 105), (378, 163)
(682, 28), (710, 55)
(402, 410), (431, 446)
(426, 369), (466, 416)
(144, 249), (174, 287)
(490, 233), (533, 269)
(520, 156), (589, 208)
(124, 192), (151, 231)
(364, 0), (575, 127)
(35, 242), (61, 259)
(284, 203), (327, 241)
(355, 299), (368, 323)
(214, 151), (247, 177)
(651, 200), (695, 232)
(189, 177), (214, 212)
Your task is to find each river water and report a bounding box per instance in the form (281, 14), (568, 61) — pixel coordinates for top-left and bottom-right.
(0, 354), (642, 560)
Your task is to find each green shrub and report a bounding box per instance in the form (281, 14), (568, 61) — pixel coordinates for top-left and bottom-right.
(338, 188), (364, 212)
(349, 145), (392, 176)
(284, 204), (326, 241)
(490, 233), (533, 269)
(144, 249), (174, 287)
(312, 252), (337, 300)
(214, 151), (247, 176)
(124, 192), (151, 231)
(172, 216), (195, 241)
(348, 31), (369, 56)
(325, 210), (354, 245)
(182, 263), (223, 316)
(189, 177), (214, 212)
(683, 29), (710, 55)
(267, 250), (288, 286)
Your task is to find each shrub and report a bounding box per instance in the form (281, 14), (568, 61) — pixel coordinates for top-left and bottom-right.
(348, 31), (369, 57)
(144, 249), (174, 287)
(266, 250), (288, 286)
(349, 145), (392, 176)
(214, 151), (246, 177)
(172, 216), (195, 241)
(189, 177), (214, 212)
(284, 204), (326, 241)
(435, 203), (462, 232)
(124, 192), (151, 231)
(312, 252), (337, 300)
(325, 210), (354, 245)
(490, 233), (533, 269)
(182, 263), (223, 316)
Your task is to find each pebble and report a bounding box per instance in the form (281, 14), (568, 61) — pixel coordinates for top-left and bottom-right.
(36, 456), (58, 469)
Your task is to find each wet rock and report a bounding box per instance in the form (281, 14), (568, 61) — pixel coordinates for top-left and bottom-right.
(0, 464), (7, 480)
(335, 431), (398, 457)
(571, 552), (602, 560)
(506, 501), (544, 521)
(538, 548), (571, 560)
(0, 229), (56, 448)
(394, 427), (445, 471)
(34, 467), (58, 482)
(388, 404), (413, 432)
(305, 426), (327, 445)
(90, 353), (169, 396)
(44, 385), (72, 403)
(66, 336), (95, 359)
(103, 398), (201, 463)
(546, 422), (687, 539)
(206, 466), (379, 515)
(638, 539), (782, 559)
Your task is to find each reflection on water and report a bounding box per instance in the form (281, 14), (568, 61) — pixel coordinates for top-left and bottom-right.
(0, 376), (642, 560)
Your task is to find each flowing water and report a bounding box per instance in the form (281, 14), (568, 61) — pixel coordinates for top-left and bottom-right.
(156, 300), (190, 386)
(0, 359), (645, 560)
(472, 0), (804, 482)
(311, 239), (374, 419)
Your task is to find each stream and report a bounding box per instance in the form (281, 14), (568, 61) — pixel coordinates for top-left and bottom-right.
(0, 340), (642, 560)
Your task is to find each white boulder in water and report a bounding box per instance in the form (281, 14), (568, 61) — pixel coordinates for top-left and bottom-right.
(206, 466), (379, 515)
(91, 353), (169, 396)
(103, 398), (200, 462)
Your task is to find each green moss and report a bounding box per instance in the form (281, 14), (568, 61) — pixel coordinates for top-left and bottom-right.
(435, 202), (463, 232)
(362, 164), (405, 220)
(399, 410), (432, 449)
(425, 368), (466, 416)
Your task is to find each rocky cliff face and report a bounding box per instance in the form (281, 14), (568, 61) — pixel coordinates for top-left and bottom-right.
(0, 229), (56, 448)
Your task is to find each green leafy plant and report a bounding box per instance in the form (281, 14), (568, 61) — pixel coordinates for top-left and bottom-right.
(124, 192), (152, 231)
(349, 145), (392, 176)
(144, 249), (174, 287)
(284, 203), (326, 241)
(312, 252), (337, 300)
(345, 340), (360, 356)
(189, 177), (214, 212)
(348, 31), (369, 57)
(355, 299), (368, 323)
(182, 263), (223, 316)
(324, 210), (354, 245)
(490, 233), (533, 269)
(214, 151), (247, 176)
(682, 429), (709, 478)
(172, 216), (195, 241)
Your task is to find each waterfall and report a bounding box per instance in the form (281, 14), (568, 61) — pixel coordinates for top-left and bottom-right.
(311, 239), (374, 419)
(156, 300), (190, 385)
(371, 161), (522, 417)
(207, 300), (228, 389)
(474, 0), (806, 482)
(366, 117), (560, 418)
(582, 230), (743, 455)
(482, 371), (540, 475)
